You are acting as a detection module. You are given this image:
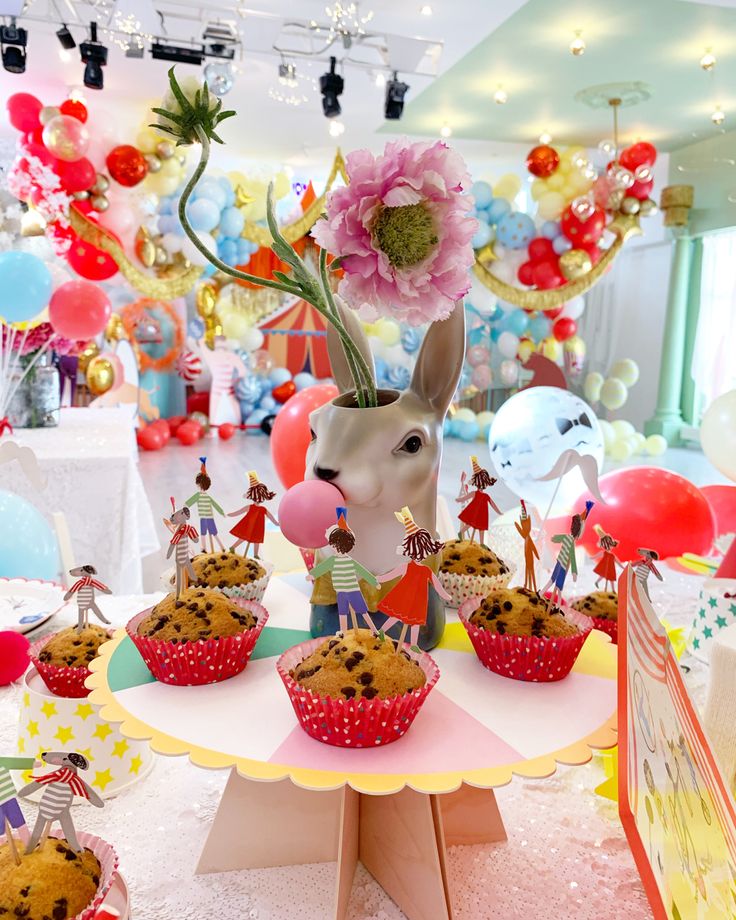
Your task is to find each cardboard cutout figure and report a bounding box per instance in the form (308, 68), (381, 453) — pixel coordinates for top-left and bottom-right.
(456, 456), (502, 545)
(64, 565), (112, 632)
(185, 457), (225, 553)
(0, 755), (35, 844)
(633, 547), (663, 601)
(228, 471), (278, 559)
(592, 524), (621, 592)
(165, 499), (199, 597)
(515, 500), (540, 593)
(542, 500), (594, 609)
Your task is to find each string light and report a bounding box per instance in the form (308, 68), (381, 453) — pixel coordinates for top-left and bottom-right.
(493, 85), (508, 105)
(711, 105), (725, 126)
(538, 130), (552, 144)
(700, 48), (716, 71)
(440, 123), (452, 138)
(569, 30), (586, 56)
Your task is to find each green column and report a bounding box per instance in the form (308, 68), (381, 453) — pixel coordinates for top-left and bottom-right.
(644, 229), (693, 444)
(680, 236), (703, 426)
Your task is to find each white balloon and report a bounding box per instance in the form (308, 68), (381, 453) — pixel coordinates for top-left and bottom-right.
(583, 371), (604, 403)
(182, 231), (216, 267)
(645, 433), (668, 457)
(611, 419), (635, 439)
(490, 260), (517, 284)
(497, 331), (520, 359)
(598, 418), (615, 451)
(467, 276), (497, 315)
(162, 232), (184, 254)
(488, 386), (604, 512)
(240, 327), (265, 352)
(610, 358), (640, 387)
(701, 390), (736, 481)
(561, 296), (585, 321)
(454, 408), (477, 422)
(499, 359), (519, 385)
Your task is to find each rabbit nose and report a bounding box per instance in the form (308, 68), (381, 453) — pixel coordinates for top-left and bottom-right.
(315, 466), (339, 482)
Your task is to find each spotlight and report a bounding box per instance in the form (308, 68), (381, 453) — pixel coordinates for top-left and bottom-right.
(320, 56), (344, 118)
(385, 71), (409, 120)
(56, 24), (76, 51)
(700, 48), (716, 71)
(493, 85), (508, 105)
(1, 19), (27, 74)
(374, 70), (386, 88)
(151, 42), (204, 65)
(569, 30), (586, 56)
(80, 22), (108, 90)
(279, 62), (297, 87)
(711, 105), (725, 126)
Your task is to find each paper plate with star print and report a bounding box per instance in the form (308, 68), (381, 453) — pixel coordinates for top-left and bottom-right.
(0, 576), (67, 634)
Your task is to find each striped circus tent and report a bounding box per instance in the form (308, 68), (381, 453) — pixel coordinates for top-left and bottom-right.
(260, 298), (332, 378)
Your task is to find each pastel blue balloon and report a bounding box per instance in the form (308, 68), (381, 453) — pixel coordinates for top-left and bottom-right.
(443, 417), (456, 438)
(541, 220), (561, 240)
(188, 318), (205, 339)
(158, 197), (173, 215)
(400, 327), (422, 355)
(158, 215), (177, 235)
(270, 367), (292, 386)
(236, 239), (252, 262)
(220, 206), (245, 238)
(506, 310), (529, 336)
(490, 327), (500, 342)
(487, 198), (511, 224)
(259, 395), (277, 411)
(470, 181), (494, 209)
(218, 239), (238, 265)
(293, 372), (316, 391)
(239, 401), (255, 419)
(235, 375), (262, 404)
(188, 197), (221, 232)
(193, 178), (227, 210)
(202, 263), (216, 278)
(488, 305), (503, 323)
(0, 252), (52, 323)
(456, 420), (480, 442)
(496, 211), (536, 250)
(471, 222), (493, 250)
(0, 491), (59, 580)
(553, 235), (573, 255)
(218, 176), (236, 207)
(528, 315), (552, 341)
(245, 408), (268, 435)
(386, 366), (410, 390)
(374, 357), (388, 382)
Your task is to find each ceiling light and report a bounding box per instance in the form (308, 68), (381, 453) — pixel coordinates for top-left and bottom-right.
(279, 61), (297, 87)
(440, 123), (452, 138)
(151, 42), (204, 65)
(374, 70), (386, 88)
(538, 130), (552, 144)
(420, 4), (433, 14)
(1, 19), (27, 74)
(385, 71), (409, 120)
(493, 86), (508, 105)
(569, 30), (586, 56)
(80, 22), (108, 90)
(56, 24), (76, 51)
(204, 60), (234, 96)
(59, 48), (72, 62)
(320, 56), (344, 118)
(700, 48), (716, 71)
(329, 119), (345, 137)
(711, 105), (725, 126)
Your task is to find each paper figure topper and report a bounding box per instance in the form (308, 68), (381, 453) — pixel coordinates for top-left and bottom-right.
(592, 524), (621, 593)
(164, 498), (199, 597)
(515, 500), (540, 593)
(377, 506), (450, 655)
(541, 500), (594, 609)
(228, 471), (277, 559)
(16, 751), (103, 854)
(0, 754), (36, 854)
(633, 547), (663, 601)
(185, 456), (226, 554)
(64, 565), (112, 633)
(310, 507), (379, 635)
(455, 456), (502, 546)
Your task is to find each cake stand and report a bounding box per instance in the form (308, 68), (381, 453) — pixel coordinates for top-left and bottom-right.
(87, 577), (617, 920)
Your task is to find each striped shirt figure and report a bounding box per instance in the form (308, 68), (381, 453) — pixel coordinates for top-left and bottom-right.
(633, 548), (663, 601)
(544, 501), (594, 608)
(0, 756), (34, 833)
(166, 501), (199, 597)
(186, 457), (225, 551)
(64, 565), (112, 632)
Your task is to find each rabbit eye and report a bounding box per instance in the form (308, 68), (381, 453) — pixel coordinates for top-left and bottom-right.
(309, 428), (317, 442)
(399, 435), (422, 454)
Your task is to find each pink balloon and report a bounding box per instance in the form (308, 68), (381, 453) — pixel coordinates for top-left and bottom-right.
(467, 344), (490, 368)
(279, 479), (344, 549)
(471, 363), (493, 389)
(49, 280), (111, 339)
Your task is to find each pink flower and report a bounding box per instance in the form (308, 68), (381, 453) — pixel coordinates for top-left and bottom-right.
(312, 140), (478, 326)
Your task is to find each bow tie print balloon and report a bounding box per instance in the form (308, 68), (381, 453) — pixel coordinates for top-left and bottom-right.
(556, 413), (592, 435)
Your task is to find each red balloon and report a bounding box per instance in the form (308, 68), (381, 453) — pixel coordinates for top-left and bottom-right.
(6, 93), (42, 133)
(176, 421), (200, 446)
(166, 415), (186, 435)
(137, 426), (164, 451)
(218, 422), (236, 440)
(528, 237), (556, 262)
(186, 419), (203, 439)
(149, 418), (170, 443)
(517, 261), (535, 286)
(543, 306), (564, 320)
(0, 631), (30, 685)
(619, 142), (657, 171)
(106, 145), (148, 187)
(270, 384), (339, 489)
(60, 98), (88, 123)
(699, 484), (736, 538)
(55, 157), (96, 193)
(272, 380), (297, 404)
(49, 280), (112, 339)
(560, 205), (606, 246)
(628, 177), (654, 202)
(552, 316), (577, 341)
(67, 233), (119, 281)
(577, 240), (601, 264)
(532, 258), (564, 290)
(572, 467), (715, 562)
(526, 145), (560, 179)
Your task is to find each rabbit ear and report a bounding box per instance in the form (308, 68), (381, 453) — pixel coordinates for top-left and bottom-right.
(326, 296), (376, 394)
(410, 302), (466, 415)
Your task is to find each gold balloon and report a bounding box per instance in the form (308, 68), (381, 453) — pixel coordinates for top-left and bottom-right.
(92, 174), (110, 194)
(39, 105), (61, 125)
(559, 248), (592, 281)
(139, 240), (156, 268)
(196, 283), (217, 318)
(621, 196), (641, 215)
(77, 341), (99, 374)
(145, 154), (162, 173)
(639, 198), (658, 217)
(105, 313), (125, 343)
(156, 140), (175, 160)
(86, 356), (115, 396)
(91, 194), (109, 212)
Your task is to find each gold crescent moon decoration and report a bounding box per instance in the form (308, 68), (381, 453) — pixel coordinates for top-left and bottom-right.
(69, 208), (203, 298)
(472, 214), (641, 310)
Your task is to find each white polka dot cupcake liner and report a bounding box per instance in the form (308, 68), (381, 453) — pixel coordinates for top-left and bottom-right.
(458, 597), (593, 683)
(276, 636), (440, 748)
(217, 560), (274, 605)
(30, 630), (113, 699)
(439, 566), (515, 609)
(126, 599), (268, 686)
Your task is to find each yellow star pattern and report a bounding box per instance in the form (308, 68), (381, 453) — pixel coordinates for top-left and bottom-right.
(128, 755), (143, 776)
(26, 720), (39, 738)
(17, 737), (25, 753)
(21, 769), (34, 784)
(111, 739), (129, 759)
(40, 701), (57, 719)
(74, 703), (95, 721)
(77, 747), (94, 763)
(92, 768), (114, 792)
(54, 725), (75, 745)
(92, 723), (113, 742)
(22, 692), (30, 708)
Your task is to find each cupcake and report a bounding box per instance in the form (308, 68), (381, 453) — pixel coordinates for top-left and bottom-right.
(31, 625), (112, 698)
(459, 587), (592, 682)
(190, 550), (272, 604)
(127, 586), (267, 685)
(571, 590), (618, 644)
(439, 538), (514, 607)
(278, 628), (439, 747)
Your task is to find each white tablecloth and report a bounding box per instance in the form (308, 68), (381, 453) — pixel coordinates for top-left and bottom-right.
(2, 408), (158, 593)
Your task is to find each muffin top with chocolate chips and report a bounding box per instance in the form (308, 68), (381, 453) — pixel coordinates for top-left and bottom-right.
(192, 552), (266, 590)
(37, 625), (111, 669)
(571, 590), (618, 621)
(290, 628), (426, 701)
(440, 539), (509, 579)
(469, 587), (580, 639)
(137, 586), (256, 643)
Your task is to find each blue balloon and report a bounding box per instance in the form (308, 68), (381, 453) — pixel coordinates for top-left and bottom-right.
(0, 252), (52, 323)
(490, 327), (500, 342)
(193, 178), (227, 210)
(158, 215), (180, 235)
(220, 206), (245, 238)
(471, 223), (493, 250)
(270, 367), (292, 386)
(506, 310), (529, 336)
(400, 327), (422, 355)
(496, 212), (536, 250)
(470, 181), (494, 209)
(236, 239), (253, 263)
(487, 198), (511, 224)
(443, 417), (456, 438)
(553, 235), (573, 255)
(373, 357), (388, 384)
(0, 491), (59, 580)
(528, 315), (552, 342)
(188, 198), (221, 232)
(456, 420), (480, 442)
(293, 372), (316, 391)
(188, 318), (205, 339)
(541, 220), (561, 240)
(245, 408), (268, 435)
(218, 239), (238, 265)
(158, 196), (173, 215)
(235, 375), (262, 404)
(386, 366), (410, 390)
(217, 175), (236, 207)
(488, 305), (503, 323)
(259, 395), (277, 411)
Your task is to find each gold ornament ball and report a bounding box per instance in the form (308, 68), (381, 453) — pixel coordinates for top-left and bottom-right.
(559, 248), (592, 281)
(39, 105), (61, 125)
(91, 194), (109, 212)
(145, 154), (162, 173)
(621, 196), (641, 216)
(105, 314), (125, 342)
(77, 341), (100, 374)
(196, 284), (217, 318)
(156, 140), (175, 160)
(87, 356), (115, 396)
(154, 246), (168, 266)
(608, 189), (625, 210)
(639, 198), (658, 217)
(93, 173), (110, 194)
(139, 239), (156, 268)
(72, 190), (89, 201)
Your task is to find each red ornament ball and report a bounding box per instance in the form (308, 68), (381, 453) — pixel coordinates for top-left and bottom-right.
(272, 380), (297, 404)
(0, 631), (30, 685)
(106, 145), (149, 188)
(218, 422), (236, 441)
(60, 98), (88, 123)
(560, 205), (606, 246)
(619, 142), (657, 171)
(526, 145), (560, 179)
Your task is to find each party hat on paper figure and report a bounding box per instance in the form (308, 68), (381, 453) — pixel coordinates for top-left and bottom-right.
(395, 506), (420, 535)
(247, 470), (260, 488)
(335, 507), (350, 531)
(520, 499), (528, 520)
(199, 456), (208, 476)
(716, 539), (736, 579)
(470, 455), (483, 476)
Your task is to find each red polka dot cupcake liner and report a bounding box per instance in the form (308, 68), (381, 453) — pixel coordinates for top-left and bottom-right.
(439, 566), (515, 609)
(458, 597), (593, 683)
(589, 616), (618, 645)
(276, 637), (440, 748)
(30, 630), (113, 699)
(126, 599), (268, 686)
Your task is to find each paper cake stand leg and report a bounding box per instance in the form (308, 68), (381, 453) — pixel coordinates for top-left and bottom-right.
(439, 783), (507, 846)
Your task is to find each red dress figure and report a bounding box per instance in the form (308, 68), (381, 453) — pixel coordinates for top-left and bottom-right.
(456, 456), (502, 544)
(592, 525), (620, 592)
(228, 471), (278, 558)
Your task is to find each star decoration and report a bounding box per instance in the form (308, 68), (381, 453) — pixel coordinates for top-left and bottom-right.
(730, 604), (736, 616)
(698, 608), (707, 619)
(78, 747), (94, 763)
(111, 739), (129, 759)
(22, 692), (30, 708)
(26, 720), (39, 738)
(703, 626), (713, 639)
(74, 703), (95, 721)
(594, 747), (618, 802)
(93, 723), (113, 741)
(608, 212), (643, 243)
(716, 615), (728, 629)
(692, 637), (700, 650)
(708, 597), (718, 608)
(17, 737), (25, 753)
(235, 185), (255, 208)
(40, 701), (57, 719)
(129, 755), (143, 775)
(54, 725), (75, 745)
(92, 768), (114, 792)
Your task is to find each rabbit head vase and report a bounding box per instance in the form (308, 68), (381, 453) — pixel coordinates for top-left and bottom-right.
(305, 298), (466, 649)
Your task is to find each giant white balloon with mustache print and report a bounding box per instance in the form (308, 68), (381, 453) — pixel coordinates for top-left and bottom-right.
(489, 386), (604, 512)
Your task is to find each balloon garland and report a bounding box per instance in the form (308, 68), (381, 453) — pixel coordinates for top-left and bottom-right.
(119, 298), (184, 373)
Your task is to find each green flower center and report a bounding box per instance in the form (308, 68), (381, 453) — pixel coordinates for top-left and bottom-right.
(373, 202), (438, 269)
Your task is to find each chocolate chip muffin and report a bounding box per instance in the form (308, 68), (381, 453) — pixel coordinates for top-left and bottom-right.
(192, 551), (266, 590)
(137, 586), (256, 643)
(291, 628), (426, 701)
(572, 590), (618, 621)
(37, 625), (111, 669)
(470, 587), (580, 639)
(0, 838), (101, 920)
(440, 539), (510, 579)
